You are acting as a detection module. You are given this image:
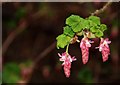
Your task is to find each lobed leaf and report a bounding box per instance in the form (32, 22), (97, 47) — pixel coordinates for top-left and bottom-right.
(56, 34), (71, 49)
(66, 15), (84, 32)
(88, 16), (100, 25)
(100, 24), (107, 32)
(88, 20), (97, 27)
(81, 19), (90, 30)
(95, 30), (103, 37)
(63, 26), (75, 37)
(90, 26), (98, 33)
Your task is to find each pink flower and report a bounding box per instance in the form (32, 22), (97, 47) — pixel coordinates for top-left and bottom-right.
(96, 38), (111, 62)
(80, 37), (94, 64)
(58, 52), (76, 78)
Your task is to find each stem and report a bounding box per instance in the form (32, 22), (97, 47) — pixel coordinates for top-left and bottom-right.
(91, 0), (112, 16)
(66, 44), (69, 54)
(1, 19), (27, 56)
(82, 30), (87, 38)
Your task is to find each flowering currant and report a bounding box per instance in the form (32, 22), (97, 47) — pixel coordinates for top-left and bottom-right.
(96, 38), (111, 62)
(80, 37), (94, 64)
(56, 15), (111, 78)
(58, 52), (76, 77)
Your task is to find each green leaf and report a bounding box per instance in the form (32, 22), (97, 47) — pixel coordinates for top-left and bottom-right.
(95, 30), (103, 37)
(6, 20), (16, 28)
(100, 24), (107, 32)
(66, 15), (84, 32)
(90, 26), (98, 33)
(78, 67), (93, 83)
(3, 62), (21, 83)
(15, 7), (26, 19)
(56, 34), (71, 49)
(23, 60), (33, 67)
(63, 26), (75, 37)
(66, 15), (83, 26)
(88, 16), (100, 25)
(82, 19), (90, 30)
(88, 20), (97, 27)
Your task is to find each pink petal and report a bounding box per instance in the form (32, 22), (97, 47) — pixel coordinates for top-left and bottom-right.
(58, 53), (62, 57)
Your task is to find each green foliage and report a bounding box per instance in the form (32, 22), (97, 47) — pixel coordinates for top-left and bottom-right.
(88, 19), (97, 27)
(89, 24), (107, 38)
(100, 24), (107, 32)
(90, 26), (98, 33)
(56, 34), (71, 49)
(6, 20), (16, 29)
(23, 60), (33, 67)
(63, 26), (75, 37)
(81, 19), (90, 30)
(95, 29), (103, 37)
(88, 15), (100, 25)
(15, 7), (26, 19)
(78, 67), (94, 83)
(56, 14), (108, 49)
(3, 62), (21, 83)
(66, 15), (84, 32)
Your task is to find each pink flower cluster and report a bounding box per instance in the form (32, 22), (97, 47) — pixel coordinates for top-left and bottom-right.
(96, 38), (111, 62)
(58, 52), (76, 77)
(80, 37), (94, 64)
(58, 38), (111, 78)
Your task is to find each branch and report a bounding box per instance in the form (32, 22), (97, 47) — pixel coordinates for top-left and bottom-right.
(1, 5), (51, 57)
(1, 19), (27, 56)
(33, 41), (56, 66)
(91, 0), (112, 16)
(24, 41), (56, 84)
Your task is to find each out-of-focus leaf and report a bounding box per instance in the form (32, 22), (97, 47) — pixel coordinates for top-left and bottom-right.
(15, 7), (26, 19)
(6, 20), (16, 29)
(23, 60), (33, 67)
(3, 62), (21, 83)
(78, 67), (93, 83)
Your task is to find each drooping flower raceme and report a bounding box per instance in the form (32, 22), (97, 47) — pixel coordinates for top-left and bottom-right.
(58, 52), (76, 78)
(96, 38), (111, 62)
(80, 37), (94, 64)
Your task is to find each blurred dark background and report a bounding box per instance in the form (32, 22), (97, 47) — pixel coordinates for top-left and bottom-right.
(2, 2), (120, 84)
